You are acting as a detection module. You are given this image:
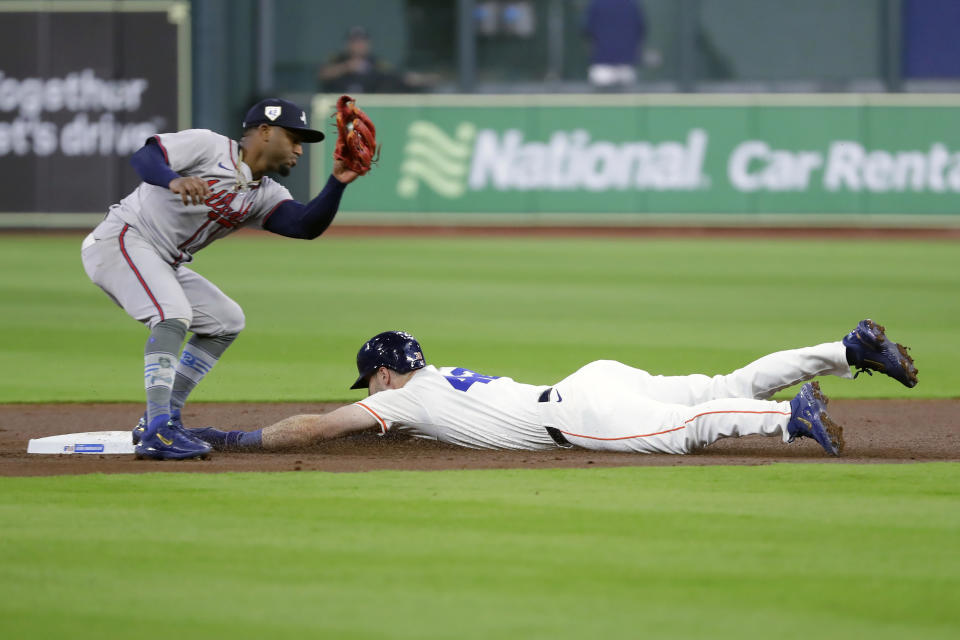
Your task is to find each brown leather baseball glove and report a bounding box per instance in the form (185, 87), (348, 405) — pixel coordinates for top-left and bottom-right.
(333, 95), (379, 175)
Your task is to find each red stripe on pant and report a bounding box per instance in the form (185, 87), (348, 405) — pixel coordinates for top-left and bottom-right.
(118, 224), (165, 322)
(557, 410), (790, 441)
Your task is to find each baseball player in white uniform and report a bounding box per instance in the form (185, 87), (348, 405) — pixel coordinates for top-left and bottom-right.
(191, 320), (917, 457)
(81, 98), (362, 460)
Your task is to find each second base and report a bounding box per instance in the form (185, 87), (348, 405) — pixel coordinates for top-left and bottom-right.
(27, 431), (135, 455)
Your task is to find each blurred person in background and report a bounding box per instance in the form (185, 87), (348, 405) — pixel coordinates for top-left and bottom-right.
(318, 25), (435, 93)
(583, 0), (646, 90)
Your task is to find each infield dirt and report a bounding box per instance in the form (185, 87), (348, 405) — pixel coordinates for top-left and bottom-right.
(1, 399), (957, 476)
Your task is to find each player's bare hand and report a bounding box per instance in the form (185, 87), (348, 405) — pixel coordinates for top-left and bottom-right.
(169, 176), (211, 205)
(332, 158), (361, 184)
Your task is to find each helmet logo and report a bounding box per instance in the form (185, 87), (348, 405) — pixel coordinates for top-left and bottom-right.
(264, 106), (282, 121)
(300, 111), (307, 124)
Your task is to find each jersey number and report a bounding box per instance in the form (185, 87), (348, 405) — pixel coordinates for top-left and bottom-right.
(444, 368), (499, 392)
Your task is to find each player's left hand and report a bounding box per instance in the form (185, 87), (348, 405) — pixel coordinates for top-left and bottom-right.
(332, 158), (361, 184)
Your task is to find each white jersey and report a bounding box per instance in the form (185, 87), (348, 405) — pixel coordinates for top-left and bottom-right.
(351, 344), (854, 455)
(354, 365), (557, 450)
(109, 129), (293, 266)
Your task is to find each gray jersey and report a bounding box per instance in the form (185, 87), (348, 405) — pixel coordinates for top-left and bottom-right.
(354, 365), (557, 450)
(109, 129), (293, 265)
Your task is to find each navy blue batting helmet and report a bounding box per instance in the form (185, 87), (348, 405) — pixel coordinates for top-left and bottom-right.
(349, 331), (426, 390)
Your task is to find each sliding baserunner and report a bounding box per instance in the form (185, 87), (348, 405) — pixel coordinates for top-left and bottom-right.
(192, 320), (917, 457)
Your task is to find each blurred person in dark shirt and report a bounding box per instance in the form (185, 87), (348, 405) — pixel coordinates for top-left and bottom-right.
(583, 0), (646, 89)
(318, 26), (435, 93)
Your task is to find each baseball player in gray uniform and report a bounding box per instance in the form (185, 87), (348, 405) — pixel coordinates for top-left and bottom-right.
(81, 98), (361, 460)
(191, 319), (917, 457)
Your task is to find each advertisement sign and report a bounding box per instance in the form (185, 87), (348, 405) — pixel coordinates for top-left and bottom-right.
(0, 3), (189, 215)
(312, 95), (960, 222)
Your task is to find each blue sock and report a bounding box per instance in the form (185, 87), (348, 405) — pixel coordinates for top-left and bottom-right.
(225, 429), (263, 450)
(238, 429), (263, 449)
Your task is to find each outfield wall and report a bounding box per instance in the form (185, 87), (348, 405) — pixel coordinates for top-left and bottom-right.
(0, 2), (190, 228)
(5, 92), (960, 228)
(311, 94), (960, 227)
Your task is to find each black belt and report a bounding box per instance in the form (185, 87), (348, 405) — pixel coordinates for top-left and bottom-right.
(539, 388), (572, 448)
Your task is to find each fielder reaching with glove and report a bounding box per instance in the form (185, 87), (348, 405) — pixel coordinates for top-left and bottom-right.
(193, 319), (918, 457)
(81, 96), (378, 460)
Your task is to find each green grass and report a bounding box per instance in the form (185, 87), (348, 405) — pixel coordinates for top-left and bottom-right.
(3, 235), (957, 637)
(1, 464), (957, 639)
(0, 233), (956, 401)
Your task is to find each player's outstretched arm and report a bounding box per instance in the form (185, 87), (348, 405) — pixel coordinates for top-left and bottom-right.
(191, 404), (378, 452)
(261, 405), (378, 450)
(262, 174), (349, 239)
(261, 94), (375, 239)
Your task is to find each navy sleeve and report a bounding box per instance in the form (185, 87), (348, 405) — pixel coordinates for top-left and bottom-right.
(263, 174), (348, 239)
(130, 139), (181, 188)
